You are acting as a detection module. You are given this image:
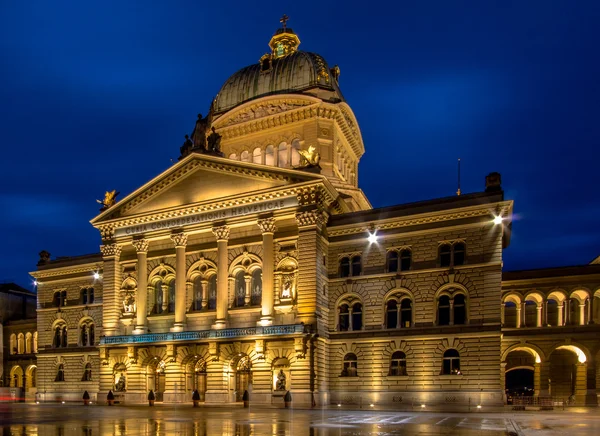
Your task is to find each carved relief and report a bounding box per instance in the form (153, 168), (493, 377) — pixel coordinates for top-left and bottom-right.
(100, 243), (122, 258)
(224, 101), (309, 126)
(132, 239), (149, 253)
(295, 210), (328, 228)
(212, 225), (230, 241)
(257, 218), (277, 234)
(170, 232), (188, 247)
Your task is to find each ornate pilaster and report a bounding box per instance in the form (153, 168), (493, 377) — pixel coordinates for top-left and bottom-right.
(258, 218), (277, 325)
(132, 239), (149, 334)
(100, 243), (122, 336)
(212, 226), (230, 329)
(170, 232), (188, 332)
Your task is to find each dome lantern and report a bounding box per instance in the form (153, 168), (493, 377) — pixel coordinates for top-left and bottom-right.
(269, 15), (301, 59)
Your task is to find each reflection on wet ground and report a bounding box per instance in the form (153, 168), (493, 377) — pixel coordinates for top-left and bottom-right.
(2, 404), (600, 435)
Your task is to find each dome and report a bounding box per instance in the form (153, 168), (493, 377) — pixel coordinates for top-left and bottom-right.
(213, 27), (343, 115)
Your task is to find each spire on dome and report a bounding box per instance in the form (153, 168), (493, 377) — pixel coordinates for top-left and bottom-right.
(269, 14), (301, 59)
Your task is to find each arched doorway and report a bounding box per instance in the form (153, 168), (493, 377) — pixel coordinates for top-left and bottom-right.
(186, 359), (207, 401)
(25, 365), (37, 391)
(505, 350), (535, 398)
(9, 366), (23, 388)
(548, 346), (586, 401)
(234, 356), (252, 402)
(147, 360), (166, 402)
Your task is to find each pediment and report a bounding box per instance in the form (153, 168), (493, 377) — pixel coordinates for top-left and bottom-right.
(92, 154), (324, 224)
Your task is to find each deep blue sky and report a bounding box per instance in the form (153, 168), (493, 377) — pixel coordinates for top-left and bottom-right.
(1, 1), (599, 289)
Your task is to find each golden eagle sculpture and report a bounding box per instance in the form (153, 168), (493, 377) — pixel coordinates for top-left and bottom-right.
(297, 145), (321, 167)
(97, 190), (120, 211)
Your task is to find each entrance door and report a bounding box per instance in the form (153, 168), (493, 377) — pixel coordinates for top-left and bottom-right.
(195, 372), (207, 401)
(155, 372), (165, 402)
(235, 371), (251, 402)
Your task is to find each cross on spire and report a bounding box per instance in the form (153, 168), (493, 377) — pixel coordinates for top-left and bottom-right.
(280, 14), (289, 29)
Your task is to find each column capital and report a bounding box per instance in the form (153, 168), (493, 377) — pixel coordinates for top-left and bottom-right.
(295, 209), (328, 228)
(132, 239), (149, 253)
(170, 232), (188, 248)
(257, 217), (277, 234)
(212, 225), (230, 241)
(100, 243), (122, 258)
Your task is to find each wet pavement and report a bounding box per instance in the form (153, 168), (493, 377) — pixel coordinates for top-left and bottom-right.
(1, 403), (599, 435)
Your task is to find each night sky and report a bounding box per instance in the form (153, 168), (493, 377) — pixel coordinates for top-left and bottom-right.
(1, 1), (599, 289)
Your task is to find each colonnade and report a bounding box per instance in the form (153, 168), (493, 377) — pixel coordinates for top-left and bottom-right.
(501, 297), (596, 328)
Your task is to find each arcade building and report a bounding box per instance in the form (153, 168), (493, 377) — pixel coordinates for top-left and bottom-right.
(30, 21), (600, 407)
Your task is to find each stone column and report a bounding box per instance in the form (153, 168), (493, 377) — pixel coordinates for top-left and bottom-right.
(538, 361), (550, 397)
(212, 225), (230, 329)
(170, 233), (188, 332)
(500, 303), (505, 326)
(575, 362), (588, 405)
(100, 243), (123, 336)
(516, 303), (522, 328)
(201, 280), (208, 309)
(579, 300), (586, 325)
(557, 304), (564, 326)
(534, 362), (541, 396)
(132, 239), (149, 334)
(257, 218), (276, 326)
(536, 304), (543, 327)
(244, 275), (251, 306)
(588, 297), (594, 324)
(585, 364), (597, 405)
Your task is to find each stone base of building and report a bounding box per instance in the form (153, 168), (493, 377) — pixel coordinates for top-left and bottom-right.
(330, 390), (504, 408)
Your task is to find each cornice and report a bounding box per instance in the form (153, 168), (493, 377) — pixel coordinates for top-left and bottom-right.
(501, 274), (600, 287)
(30, 263), (102, 280)
(328, 201), (513, 237)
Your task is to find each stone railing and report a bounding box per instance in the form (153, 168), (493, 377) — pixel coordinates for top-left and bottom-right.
(99, 324), (305, 345)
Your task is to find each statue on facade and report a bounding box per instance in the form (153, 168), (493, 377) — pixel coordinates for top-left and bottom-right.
(123, 292), (136, 314)
(179, 134), (194, 157)
(38, 250), (51, 266)
(297, 145), (321, 167)
(206, 127), (222, 153)
(276, 370), (287, 390)
(96, 190), (120, 211)
(191, 113), (208, 151)
(281, 279), (292, 300)
(115, 372), (126, 392)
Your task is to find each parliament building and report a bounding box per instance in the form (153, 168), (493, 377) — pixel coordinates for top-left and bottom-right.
(30, 22), (600, 408)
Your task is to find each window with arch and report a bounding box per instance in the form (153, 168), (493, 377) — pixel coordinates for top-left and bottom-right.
(338, 299), (362, 331)
(386, 251), (398, 273)
(33, 332), (38, 353)
(352, 303), (363, 330)
(338, 304), (350, 331)
(439, 242), (466, 267)
(53, 290), (67, 307)
(253, 147), (262, 164)
(193, 276), (203, 311)
(153, 280), (163, 314)
(265, 145), (275, 165)
(241, 150), (250, 162)
(339, 255), (361, 278)
(389, 351), (407, 376)
(82, 362), (92, 381)
(291, 139), (301, 166)
(55, 363), (65, 382)
(229, 153), (237, 160)
(54, 323), (68, 348)
(80, 287), (94, 305)
(341, 353), (358, 377)
(385, 295), (413, 328)
(251, 268), (262, 306)
(25, 332), (32, 354)
(10, 334), (16, 354)
(17, 333), (24, 354)
(168, 280), (176, 313)
(207, 275), (217, 310)
(80, 321), (95, 347)
(278, 143), (289, 167)
(442, 349), (461, 375)
(234, 270), (246, 307)
(437, 292), (467, 325)
(387, 249), (412, 273)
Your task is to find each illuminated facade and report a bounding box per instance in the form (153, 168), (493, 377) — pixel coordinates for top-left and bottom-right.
(30, 22), (599, 407)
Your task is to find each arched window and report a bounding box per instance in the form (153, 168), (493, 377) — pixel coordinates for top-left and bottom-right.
(89, 288), (94, 304)
(338, 304), (350, 331)
(33, 332), (38, 353)
(251, 269), (262, 306)
(235, 270), (246, 307)
(342, 353), (358, 377)
(229, 153), (237, 160)
(453, 294), (466, 325)
(351, 303), (363, 330)
(207, 275), (217, 310)
(253, 147), (262, 164)
(400, 298), (412, 328)
(82, 363), (92, 381)
(442, 349), (461, 375)
(17, 333), (24, 354)
(504, 301), (518, 327)
(400, 249), (412, 271)
(61, 326), (68, 348)
(81, 325), (88, 346)
(154, 280), (163, 314)
(278, 143), (289, 167)
(438, 296), (451, 326)
(55, 364), (65, 382)
(439, 245), (451, 267)
(193, 276), (203, 311)
(339, 257), (350, 278)
(291, 139), (301, 166)
(80, 322), (95, 346)
(453, 243), (466, 266)
(386, 300), (398, 329)
(81, 288), (88, 305)
(53, 292), (61, 307)
(265, 145), (275, 165)
(168, 280), (176, 313)
(241, 150), (250, 162)
(10, 334), (16, 355)
(546, 299), (559, 326)
(351, 256), (362, 276)
(387, 251), (398, 273)
(54, 327), (61, 348)
(389, 351), (407, 376)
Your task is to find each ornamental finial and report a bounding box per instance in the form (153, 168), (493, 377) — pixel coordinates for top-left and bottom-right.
(280, 14), (289, 29)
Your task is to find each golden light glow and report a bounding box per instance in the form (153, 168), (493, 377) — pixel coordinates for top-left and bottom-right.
(493, 216), (503, 225)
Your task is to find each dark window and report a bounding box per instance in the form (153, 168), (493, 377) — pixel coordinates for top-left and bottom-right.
(339, 258), (350, 278)
(81, 325), (88, 346)
(387, 251), (399, 273)
(453, 243), (466, 266)
(89, 324), (95, 345)
(386, 300), (398, 329)
(546, 299), (558, 326)
(154, 280), (163, 314)
(81, 289), (88, 305)
(82, 363), (92, 381)
(400, 249), (412, 271)
(53, 292), (61, 307)
(438, 296), (451, 326)
(261, 57), (271, 71)
(193, 277), (203, 311)
(453, 294), (466, 325)
(168, 280), (176, 313)
(390, 351), (407, 376)
(342, 353), (358, 376)
(235, 271), (246, 307)
(351, 256), (362, 276)
(54, 327), (61, 348)
(251, 269), (262, 306)
(442, 349), (461, 375)
(55, 364), (65, 382)
(61, 326), (68, 348)
(88, 288), (94, 304)
(352, 303), (363, 330)
(60, 291), (67, 307)
(339, 304), (350, 331)
(400, 298), (412, 328)
(439, 245), (451, 267)
(207, 275), (217, 310)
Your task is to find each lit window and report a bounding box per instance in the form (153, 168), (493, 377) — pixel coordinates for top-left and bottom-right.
(342, 353), (358, 377)
(389, 351), (407, 376)
(442, 349), (461, 375)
